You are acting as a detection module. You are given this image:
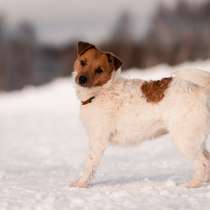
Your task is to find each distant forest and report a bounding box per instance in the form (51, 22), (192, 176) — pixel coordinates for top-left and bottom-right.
(0, 0), (210, 91)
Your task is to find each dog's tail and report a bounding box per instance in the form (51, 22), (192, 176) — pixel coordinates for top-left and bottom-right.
(174, 68), (210, 90)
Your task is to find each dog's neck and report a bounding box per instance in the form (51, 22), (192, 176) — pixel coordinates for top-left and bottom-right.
(74, 69), (121, 103)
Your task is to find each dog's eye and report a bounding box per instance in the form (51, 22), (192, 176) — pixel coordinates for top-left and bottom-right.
(95, 67), (103, 74)
(80, 60), (87, 67)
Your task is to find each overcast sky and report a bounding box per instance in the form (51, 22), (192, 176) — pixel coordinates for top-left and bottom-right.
(0, 0), (206, 44)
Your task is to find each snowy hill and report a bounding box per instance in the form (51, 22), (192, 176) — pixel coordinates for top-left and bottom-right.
(0, 61), (210, 209)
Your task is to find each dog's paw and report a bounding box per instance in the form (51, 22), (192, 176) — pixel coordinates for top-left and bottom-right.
(70, 180), (89, 188)
(181, 179), (203, 188)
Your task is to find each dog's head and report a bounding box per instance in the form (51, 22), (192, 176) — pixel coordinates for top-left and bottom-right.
(74, 41), (122, 88)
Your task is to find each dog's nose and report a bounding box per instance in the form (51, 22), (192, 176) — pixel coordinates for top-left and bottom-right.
(79, 75), (88, 85)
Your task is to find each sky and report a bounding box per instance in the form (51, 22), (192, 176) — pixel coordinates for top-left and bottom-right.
(0, 0), (207, 45)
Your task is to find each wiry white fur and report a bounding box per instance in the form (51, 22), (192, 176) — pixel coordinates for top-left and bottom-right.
(174, 68), (210, 90)
(71, 68), (210, 188)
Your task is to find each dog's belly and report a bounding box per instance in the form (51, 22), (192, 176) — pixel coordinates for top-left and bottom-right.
(109, 112), (167, 145)
(110, 126), (167, 145)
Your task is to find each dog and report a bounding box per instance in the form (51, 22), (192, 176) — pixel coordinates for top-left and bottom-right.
(71, 41), (210, 188)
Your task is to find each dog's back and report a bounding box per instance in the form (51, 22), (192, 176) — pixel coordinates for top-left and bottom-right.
(174, 68), (210, 91)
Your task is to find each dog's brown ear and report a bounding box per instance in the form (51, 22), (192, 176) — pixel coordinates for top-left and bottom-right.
(106, 52), (122, 71)
(77, 41), (95, 56)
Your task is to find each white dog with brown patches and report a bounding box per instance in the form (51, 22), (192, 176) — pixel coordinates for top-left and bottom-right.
(71, 41), (210, 188)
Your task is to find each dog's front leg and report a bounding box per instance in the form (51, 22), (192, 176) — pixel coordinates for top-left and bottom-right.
(71, 138), (108, 188)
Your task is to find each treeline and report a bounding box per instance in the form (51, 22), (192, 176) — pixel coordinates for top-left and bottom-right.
(1, 0), (210, 91)
(0, 19), (75, 90)
(102, 0), (210, 69)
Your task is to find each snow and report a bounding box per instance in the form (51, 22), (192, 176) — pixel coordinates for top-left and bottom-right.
(0, 61), (210, 210)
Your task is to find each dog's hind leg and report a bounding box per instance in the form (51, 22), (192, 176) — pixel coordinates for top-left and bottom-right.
(173, 139), (209, 188)
(183, 150), (209, 188)
(169, 120), (209, 188)
(204, 149), (210, 182)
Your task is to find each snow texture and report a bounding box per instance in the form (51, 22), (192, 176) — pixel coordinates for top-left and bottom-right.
(0, 61), (210, 210)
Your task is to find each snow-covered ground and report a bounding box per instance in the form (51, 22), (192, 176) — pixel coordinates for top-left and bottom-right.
(0, 61), (210, 210)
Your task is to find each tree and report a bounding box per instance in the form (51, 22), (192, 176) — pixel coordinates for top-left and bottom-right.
(110, 11), (133, 43)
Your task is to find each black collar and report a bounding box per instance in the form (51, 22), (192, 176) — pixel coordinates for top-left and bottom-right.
(81, 96), (95, 105)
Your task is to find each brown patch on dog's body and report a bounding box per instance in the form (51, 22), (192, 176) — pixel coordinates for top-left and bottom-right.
(141, 77), (173, 103)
